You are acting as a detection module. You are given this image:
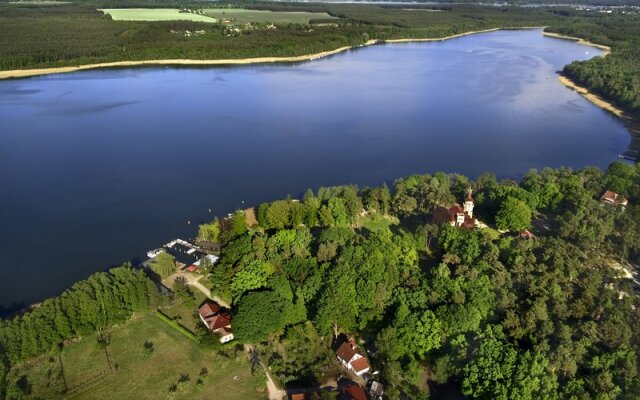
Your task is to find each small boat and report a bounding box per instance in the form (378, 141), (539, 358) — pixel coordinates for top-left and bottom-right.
(146, 248), (164, 258)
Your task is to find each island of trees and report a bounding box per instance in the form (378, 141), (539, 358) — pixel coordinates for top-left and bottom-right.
(1, 162), (639, 399)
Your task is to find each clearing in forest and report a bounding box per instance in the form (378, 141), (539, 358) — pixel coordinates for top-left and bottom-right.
(100, 9), (218, 23)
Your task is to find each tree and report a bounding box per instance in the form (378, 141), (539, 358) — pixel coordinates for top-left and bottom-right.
(197, 218), (220, 242)
(266, 200), (291, 229)
(231, 260), (275, 300)
(149, 252), (176, 278)
(495, 197), (532, 231)
(463, 326), (558, 400)
(396, 309), (443, 359)
(234, 291), (302, 343)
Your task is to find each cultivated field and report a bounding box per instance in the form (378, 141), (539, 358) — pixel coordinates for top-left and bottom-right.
(100, 9), (218, 23)
(203, 8), (337, 24)
(5, 313), (263, 400)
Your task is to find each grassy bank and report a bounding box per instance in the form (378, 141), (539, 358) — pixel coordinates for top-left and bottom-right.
(4, 312), (263, 400)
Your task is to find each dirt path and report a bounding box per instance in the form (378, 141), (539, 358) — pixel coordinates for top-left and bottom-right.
(244, 344), (285, 400)
(162, 270), (230, 308)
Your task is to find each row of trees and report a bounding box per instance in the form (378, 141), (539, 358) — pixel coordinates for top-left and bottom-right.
(0, 265), (159, 397)
(206, 162), (640, 398)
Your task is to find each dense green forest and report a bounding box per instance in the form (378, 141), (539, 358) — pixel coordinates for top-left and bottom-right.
(1, 163), (639, 398)
(197, 162), (640, 399)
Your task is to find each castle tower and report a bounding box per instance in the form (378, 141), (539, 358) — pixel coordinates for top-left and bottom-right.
(463, 188), (474, 218)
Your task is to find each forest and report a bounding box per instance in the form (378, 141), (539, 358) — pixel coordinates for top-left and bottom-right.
(1, 163), (639, 399)
(198, 162), (640, 399)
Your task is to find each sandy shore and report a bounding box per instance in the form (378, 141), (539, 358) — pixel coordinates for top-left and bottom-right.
(383, 27), (501, 43)
(557, 75), (623, 117)
(542, 31), (611, 55)
(0, 43), (366, 80)
(0, 27), (545, 80)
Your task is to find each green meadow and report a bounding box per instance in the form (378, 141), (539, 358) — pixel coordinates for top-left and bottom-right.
(5, 313), (263, 400)
(100, 9), (218, 23)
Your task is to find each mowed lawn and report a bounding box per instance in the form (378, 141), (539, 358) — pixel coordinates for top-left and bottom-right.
(61, 313), (264, 400)
(100, 9), (218, 23)
(203, 8), (337, 24)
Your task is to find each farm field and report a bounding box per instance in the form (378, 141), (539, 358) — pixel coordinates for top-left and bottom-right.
(4, 313), (263, 400)
(100, 8), (218, 23)
(202, 8), (337, 24)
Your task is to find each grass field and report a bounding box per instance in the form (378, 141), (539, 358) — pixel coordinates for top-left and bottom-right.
(100, 9), (218, 23)
(203, 8), (337, 24)
(357, 213), (399, 232)
(65, 313), (263, 400)
(6, 313), (264, 400)
(161, 291), (208, 333)
(4, 354), (66, 399)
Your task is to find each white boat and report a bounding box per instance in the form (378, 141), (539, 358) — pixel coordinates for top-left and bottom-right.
(146, 248), (164, 258)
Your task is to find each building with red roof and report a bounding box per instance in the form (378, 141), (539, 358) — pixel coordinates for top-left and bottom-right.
(338, 380), (368, 400)
(432, 188), (477, 229)
(198, 301), (234, 343)
(600, 190), (628, 209)
(336, 339), (370, 376)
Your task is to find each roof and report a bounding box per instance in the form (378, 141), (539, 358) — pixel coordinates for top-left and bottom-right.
(601, 190), (628, 205)
(519, 230), (536, 239)
(449, 206), (476, 228)
(339, 384), (367, 400)
(336, 341), (358, 363)
(199, 303), (221, 317)
(350, 357), (370, 374)
(290, 394), (306, 400)
(210, 313), (231, 330)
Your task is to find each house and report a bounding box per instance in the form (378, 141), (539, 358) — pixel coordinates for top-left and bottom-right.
(336, 339), (370, 376)
(600, 190), (628, 209)
(519, 229), (536, 240)
(198, 302), (234, 343)
(338, 380), (367, 400)
(432, 188), (476, 228)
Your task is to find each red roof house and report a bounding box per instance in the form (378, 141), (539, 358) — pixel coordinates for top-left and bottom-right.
(336, 339), (370, 376)
(338, 381), (368, 400)
(198, 302), (234, 343)
(601, 190), (628, 208)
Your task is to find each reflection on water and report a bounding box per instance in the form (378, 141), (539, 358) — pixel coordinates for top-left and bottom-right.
(0, 29), (630, 307)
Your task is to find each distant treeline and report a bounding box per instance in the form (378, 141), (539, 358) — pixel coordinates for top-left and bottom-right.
(547, 12), (640, 116)
(0, 4), (564, 70)
(0, 265), (158, 398)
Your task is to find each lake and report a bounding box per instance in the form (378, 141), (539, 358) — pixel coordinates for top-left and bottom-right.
(0, 29), (631, 309)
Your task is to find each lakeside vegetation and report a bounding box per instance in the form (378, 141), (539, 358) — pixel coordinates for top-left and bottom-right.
(2, 163), (639, 398)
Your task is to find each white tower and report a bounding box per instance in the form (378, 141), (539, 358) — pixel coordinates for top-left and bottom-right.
(463, 188), (474, 218)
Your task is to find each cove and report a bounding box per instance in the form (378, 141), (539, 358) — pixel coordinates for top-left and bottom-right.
(0, 29), (630, 309)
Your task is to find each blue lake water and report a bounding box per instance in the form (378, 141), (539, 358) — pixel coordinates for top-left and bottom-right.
(0, 29), (630, 308)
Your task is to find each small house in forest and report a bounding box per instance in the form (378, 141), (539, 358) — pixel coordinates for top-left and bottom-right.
(432, 188), (477, 229)
(600, 190), (628, 209)
(336, 339), (370, 376)
(198, 302), (234, 343)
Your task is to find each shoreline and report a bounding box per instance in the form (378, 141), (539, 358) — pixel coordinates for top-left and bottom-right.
(0, 27), (537, 80)
(557, 74), (623, 117)
(542, 31), (611, 55)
